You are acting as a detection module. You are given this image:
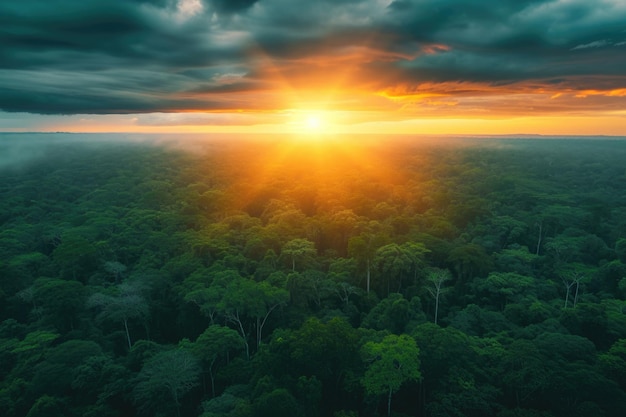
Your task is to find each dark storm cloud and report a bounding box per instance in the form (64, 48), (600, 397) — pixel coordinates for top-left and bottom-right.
(377, 0), (626, 86)
(0, 0), (625, 115)
(209, 0), (259, 14)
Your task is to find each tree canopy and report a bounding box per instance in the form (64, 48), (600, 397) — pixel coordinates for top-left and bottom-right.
(1, 135), (626, 417)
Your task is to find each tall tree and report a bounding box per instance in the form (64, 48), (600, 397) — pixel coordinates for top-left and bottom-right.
(88, 282), (149, 349)
(193, 325), (244, 397)
(348, 231), (389, 293)
(374, 242), (428, 295)
(557, 263), (595, 309)
(219, 277), (288, 358)
(426, 268), (452, 325)
(281, 238), (316, 272)
(361, 334), (421, 417)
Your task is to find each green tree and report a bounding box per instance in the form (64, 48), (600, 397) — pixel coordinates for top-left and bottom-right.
(426, 267), (452, 324)
(30, 340), (103, 398)
(32, 278), (85, 332)
(219, 277), (288, 358)
(25, 395), (64, 417)
(447, 243), (493, 284)
(361, 334), (421, 417)
(281, 238), (316, 272)
(362, 293), (425, 334)
(480, 215), (527, 250)
(348, 230), (389, 293)
(51, 233), (98, 280)
(253, 388), (302, 417)
(412, 322), (501, 416)
(557, 263), (595, 309)
(200, 385), (252, 417)
(494, 245), (539, 276)
(71, 355), (132, 412)
(193, 325), (245, 397)
(324, 209), (360, 256)
(374, 243), (414, 295)
(616, 238), (626, 263)
(103, 261), (127, 283)
(600, 339), (626, 390)
(475, 272), (535, 311)
(88, 282), (149, 349)
(132, 349), (201, 417)
(181, 269), (235, 324)
(278, 317), (360, 383)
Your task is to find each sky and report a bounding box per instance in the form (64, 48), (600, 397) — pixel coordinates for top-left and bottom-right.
(1, 0), (625, 135)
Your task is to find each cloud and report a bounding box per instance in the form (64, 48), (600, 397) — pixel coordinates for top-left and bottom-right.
(0, 0), (625, 117)
(176, 0), (204, 20)
(209, 0), (259, 14)
(571, 40), (611, 50)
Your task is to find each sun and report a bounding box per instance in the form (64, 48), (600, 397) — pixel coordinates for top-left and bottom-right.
(306, 115), (322, 130)
(285, 109), (339, 137)
(300, 112), (332, 135)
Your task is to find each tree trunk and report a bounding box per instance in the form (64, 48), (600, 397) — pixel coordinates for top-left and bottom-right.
(257, 304), (280, 348)
(256, 317), (261, 349)
(209, 359), (216, 398)
(387, 386), (393, 417)
(563, 280), (576, 308)
(434, 288), (440, 325)
(229, 310), (250, 359)
(172, 388), (181, 417)
(535, 221), (543, 255)
(124, 317), (132, 349)
(366, 259), (371, 293)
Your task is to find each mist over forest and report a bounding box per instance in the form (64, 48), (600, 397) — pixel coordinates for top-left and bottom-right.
(2, 134), (626, 417)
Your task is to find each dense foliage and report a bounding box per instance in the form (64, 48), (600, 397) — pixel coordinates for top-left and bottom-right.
(1, 134), (626, 417)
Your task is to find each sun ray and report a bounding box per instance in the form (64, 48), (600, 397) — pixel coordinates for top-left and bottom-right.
(221, 134), (404, 218)
(243, 22), (388, 135)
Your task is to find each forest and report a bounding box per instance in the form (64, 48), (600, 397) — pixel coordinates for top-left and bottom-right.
(1, 133), (626, 417)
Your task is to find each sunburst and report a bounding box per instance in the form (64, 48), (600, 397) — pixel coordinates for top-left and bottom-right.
(306, 115), (322, 130)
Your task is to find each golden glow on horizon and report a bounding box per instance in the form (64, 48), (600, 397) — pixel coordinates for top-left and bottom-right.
(29, 113), (625, 137)
(6, 112), (623, 140)
(283, 110), (341, 137)
(224, 135), (400, 215)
